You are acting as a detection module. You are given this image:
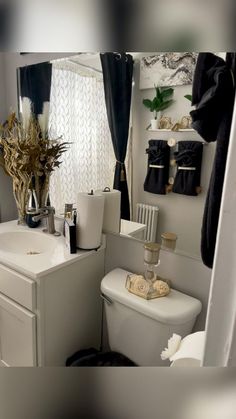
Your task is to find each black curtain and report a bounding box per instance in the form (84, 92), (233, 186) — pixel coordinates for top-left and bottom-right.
(19, 61), (52, 115)
(100, 52), (133, 220)
(190, 53), (236, 268)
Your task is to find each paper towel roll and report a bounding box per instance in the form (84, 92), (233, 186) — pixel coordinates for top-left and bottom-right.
(170, 331), (205, 367)
(96, 188), (121, 234)
(76, 191), (105, 250)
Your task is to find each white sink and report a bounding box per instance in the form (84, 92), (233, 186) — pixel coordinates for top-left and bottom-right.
(0, 231), (56, 255)
(0, 221), (105, 279)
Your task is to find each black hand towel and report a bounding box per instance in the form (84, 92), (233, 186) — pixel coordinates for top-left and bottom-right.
(190, 52), (236, 268)
(172, 141), (203, 196)
(144, 140), (170, 195)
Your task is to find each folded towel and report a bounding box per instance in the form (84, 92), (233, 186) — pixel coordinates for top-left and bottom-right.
(144, 139), (170, 194)
(172, 141), (203, 196)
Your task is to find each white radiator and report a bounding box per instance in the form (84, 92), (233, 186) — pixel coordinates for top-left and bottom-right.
(136, 203), (159, 242)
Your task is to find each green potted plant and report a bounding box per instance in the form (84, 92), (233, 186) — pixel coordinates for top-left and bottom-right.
(184, 94), (192, 102)
(143, 85), (174, 129)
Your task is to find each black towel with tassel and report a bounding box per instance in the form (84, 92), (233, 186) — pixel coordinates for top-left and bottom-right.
(190, 52), (236, 268)
(144, 140), (170, 195)
(172, 141), (203, 196)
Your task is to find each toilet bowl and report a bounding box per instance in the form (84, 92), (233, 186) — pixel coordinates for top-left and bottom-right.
(101, 268), (202, 366)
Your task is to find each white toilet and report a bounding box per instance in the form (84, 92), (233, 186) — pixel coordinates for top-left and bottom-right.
(101, 268), (202, 366)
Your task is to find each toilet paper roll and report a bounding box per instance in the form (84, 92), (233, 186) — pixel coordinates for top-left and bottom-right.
(76, 192), (105, 250)
(170, 331), (205, 367)
(96, 188), (121, 234)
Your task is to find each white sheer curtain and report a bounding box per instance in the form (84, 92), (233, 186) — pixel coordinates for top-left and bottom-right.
(49, 60), (115, 212)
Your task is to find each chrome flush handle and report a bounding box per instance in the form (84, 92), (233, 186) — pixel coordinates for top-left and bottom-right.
(100, 293), (113, 305)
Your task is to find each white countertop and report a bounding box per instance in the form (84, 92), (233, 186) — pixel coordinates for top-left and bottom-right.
(120, 219), (146, 236)
(0, 221), (105, 280)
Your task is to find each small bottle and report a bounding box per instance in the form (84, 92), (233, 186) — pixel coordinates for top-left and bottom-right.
(63, 204), (74, 236)
(161, 232), (177, 251)
(64, 217), (77, 254)
(72, 209), (77, 225)
(64, 204), (73, 218)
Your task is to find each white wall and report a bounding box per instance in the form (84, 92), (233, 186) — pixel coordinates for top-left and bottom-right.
(105, 233), (212, 331)
(132, 55), (215, 258)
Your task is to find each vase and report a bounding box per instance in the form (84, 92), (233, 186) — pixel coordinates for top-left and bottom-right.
(12, 176), (31, 225)
(34, 173), (50, 209)
(151, 113), (161, 130)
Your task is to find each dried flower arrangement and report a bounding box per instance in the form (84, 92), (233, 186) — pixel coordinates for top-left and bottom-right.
(0, 99), (69, 224)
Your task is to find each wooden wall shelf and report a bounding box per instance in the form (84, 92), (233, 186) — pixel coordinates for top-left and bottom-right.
(147, 128), (195, 132)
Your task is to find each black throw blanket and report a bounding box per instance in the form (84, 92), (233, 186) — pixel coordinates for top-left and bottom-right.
(190, 53), (236, 268)
(144, 140), (170, 195)
(172, 141), (203, 196)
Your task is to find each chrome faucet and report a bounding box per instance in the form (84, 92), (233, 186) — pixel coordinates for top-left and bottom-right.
(32, 206), (61, 236)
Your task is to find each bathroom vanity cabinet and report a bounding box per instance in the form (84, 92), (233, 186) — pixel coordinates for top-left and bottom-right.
(0, 265), (37, 366)
(0, 222), (105, 367)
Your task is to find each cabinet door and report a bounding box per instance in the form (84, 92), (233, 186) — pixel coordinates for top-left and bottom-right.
(0, 293), (37, 367)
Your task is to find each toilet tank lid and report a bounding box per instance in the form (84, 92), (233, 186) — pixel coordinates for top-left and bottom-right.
(101, 268), (202, 325)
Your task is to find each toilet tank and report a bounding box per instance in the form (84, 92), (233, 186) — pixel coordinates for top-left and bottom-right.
(101, 268), (202, 366)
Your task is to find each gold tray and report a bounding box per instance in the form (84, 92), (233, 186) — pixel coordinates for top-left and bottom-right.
(126, 274), (170, 300)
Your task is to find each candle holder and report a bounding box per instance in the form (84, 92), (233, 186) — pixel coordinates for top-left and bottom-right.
(126, 242), (170, 300)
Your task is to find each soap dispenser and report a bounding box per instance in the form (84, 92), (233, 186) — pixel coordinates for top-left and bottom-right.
(63, 203), (77, 253)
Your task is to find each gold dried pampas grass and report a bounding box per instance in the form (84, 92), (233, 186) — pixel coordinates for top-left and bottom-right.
(0, 109), (69, 223)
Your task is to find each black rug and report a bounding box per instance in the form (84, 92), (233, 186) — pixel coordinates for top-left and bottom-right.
(66, 348), (136, 367)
